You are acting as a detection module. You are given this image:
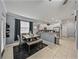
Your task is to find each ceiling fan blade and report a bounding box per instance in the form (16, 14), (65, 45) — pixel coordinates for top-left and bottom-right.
(63, 0), (68, 5)
(49, 0), (52, 2)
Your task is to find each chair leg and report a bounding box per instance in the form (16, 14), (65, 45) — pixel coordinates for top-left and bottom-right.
(19, 44), (22, 52)
(39, 41), (43, 48)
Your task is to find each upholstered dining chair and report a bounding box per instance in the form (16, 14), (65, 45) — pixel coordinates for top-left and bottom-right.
(17, 35), (22, 52)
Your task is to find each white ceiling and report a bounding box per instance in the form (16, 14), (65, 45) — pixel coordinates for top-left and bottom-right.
(4, 0), (76, 23)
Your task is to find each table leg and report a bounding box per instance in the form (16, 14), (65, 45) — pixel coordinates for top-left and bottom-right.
(28, 45), (30, 55)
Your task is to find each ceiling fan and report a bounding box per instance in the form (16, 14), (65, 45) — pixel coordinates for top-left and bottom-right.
(49, 0), (52, 1)
(49, 0), (68, 5)
(63, 0), (68, 5)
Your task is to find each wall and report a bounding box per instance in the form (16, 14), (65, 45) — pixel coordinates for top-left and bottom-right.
(62, 20), (75, 37)
(6, 14), (15, 44)
(67, 22), (75, 37)
(0, 0), (7, 58)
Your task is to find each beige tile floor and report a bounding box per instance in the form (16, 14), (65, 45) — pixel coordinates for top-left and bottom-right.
(2, 37), (77, 59)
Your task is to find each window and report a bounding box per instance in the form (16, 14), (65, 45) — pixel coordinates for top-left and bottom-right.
(20, 21), (29, 33)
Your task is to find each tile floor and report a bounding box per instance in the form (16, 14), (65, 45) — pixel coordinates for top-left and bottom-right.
(2, 37), (77, 59)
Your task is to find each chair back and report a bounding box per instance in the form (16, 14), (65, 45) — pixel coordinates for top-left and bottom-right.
(17, 35), (22, 45)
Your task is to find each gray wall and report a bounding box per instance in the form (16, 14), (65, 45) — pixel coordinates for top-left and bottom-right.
(6, 14), (15, 44)
(67, 22), (75, 37)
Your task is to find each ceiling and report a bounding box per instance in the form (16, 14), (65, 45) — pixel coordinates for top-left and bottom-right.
(4, 0), (77, 23)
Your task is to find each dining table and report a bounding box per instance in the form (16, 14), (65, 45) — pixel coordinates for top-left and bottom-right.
(22, 34), (42, 54)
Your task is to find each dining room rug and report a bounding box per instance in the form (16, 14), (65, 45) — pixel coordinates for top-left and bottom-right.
(13, 43), (47, 59)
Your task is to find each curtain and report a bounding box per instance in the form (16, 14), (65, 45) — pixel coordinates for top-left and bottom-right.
(29, 22), (33, 34)
(14, 19), (20, 41)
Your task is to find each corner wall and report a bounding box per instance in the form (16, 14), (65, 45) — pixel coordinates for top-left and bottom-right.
(62, 20), (75, 38)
